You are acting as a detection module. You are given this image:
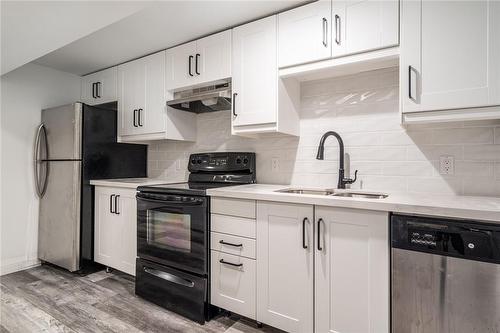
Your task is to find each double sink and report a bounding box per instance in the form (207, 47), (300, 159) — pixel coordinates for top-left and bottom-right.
(276, 188), (388, 199)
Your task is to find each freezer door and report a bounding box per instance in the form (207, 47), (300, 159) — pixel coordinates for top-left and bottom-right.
(38, 160), (81, 272)
(41, 103), (82, 160)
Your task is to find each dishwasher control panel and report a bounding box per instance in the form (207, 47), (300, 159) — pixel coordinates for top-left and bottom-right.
(409, 231), (437, 247)
(392, 214), (500, 264)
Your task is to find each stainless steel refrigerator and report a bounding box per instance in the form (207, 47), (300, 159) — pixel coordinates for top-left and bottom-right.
(34, 102), (147, 272)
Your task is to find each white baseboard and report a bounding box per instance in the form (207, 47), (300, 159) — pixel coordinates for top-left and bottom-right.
(0, 257), (40, 276)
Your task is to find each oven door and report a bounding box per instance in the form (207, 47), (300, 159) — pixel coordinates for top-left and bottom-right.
(137, 192), (208, 275)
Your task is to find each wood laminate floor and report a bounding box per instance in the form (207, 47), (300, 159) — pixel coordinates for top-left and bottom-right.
(0, 264), (284, 333)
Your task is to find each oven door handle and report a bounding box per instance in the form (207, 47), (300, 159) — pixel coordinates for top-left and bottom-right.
(137, 196), (205, 206)
(143, 267), (195, 288)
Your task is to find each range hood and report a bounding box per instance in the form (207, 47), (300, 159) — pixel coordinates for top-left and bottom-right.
(167, 81), (231, 113)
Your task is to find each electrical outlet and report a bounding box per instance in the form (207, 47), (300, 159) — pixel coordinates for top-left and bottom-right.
(271, 158), (280, 173)
(439, 155), (454, 175)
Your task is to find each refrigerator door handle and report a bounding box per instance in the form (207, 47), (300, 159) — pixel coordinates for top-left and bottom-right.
(34, 123), (49, 198)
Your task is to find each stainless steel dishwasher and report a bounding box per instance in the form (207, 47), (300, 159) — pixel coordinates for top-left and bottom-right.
(391, 214), (500, 333)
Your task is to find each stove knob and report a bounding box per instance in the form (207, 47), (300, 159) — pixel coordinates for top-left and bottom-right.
(191, 159), (196, 164)
(236, 158), (242, 164)
(243, 158), (249, 164)
(197, 159), (202, 164)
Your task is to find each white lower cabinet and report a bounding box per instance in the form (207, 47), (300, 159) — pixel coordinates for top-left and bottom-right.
(94, 186), (137, 276)
(210, 198), (390, 333)
(315, 206), (389, 333)
(256, 202), (314, 333)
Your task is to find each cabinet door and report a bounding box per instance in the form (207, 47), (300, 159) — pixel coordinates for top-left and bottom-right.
(256, 202), (314, 333)
(211, 251), (256, 319)
(115, 189), (137, 276)
(94, 187), (118, 267)
(332, 0), (399, 58)
(278, 1), (332, 68)
(165, 41), (197, 91)
(141, 51), (166, 135)
(196, 30), (231, 84)
(118, 61), (142, 137)
(401, 0), (500, 113)
(232, 16), (278, 128)
(81, 67), (117, 105)
(315, 207), (389, 333)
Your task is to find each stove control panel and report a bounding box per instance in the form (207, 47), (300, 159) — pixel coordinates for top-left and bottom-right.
(188, 152), (255, 174)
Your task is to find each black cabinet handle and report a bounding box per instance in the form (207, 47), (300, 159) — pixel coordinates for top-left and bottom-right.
(133, 109), (138, 127)
(335, 14), (341, 45)
(138, 108), (143, 127)
(188, 55), (194, 76)
(317, 218), (323, 251)
(219, 240), (243, 248)
(95, 81), (101, 98)
(195, 53), (200, 75)
(92, 82), (96, 99)
(114, 195), (120, 214)
(219, 259), (243, 267)
(232, 93), (238, 117)
(322, 17), (328, 47)
(408, 66), (418, 102)
(302, 217), (309, 249)
(109, 194), (115, 213)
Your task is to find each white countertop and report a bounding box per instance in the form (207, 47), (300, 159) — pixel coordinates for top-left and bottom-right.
(207, 184), (500, 223)
(90, 178), (172, 189)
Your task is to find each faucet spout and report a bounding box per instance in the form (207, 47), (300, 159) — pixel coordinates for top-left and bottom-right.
(316, 131), (357, 189)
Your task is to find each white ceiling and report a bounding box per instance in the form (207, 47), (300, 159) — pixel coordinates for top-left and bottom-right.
(32, 1), (308, 76)
(0, 1), (151, 76)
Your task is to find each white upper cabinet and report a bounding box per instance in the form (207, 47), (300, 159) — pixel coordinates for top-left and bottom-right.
(166, 30), (231, 91)
(196, 31), (232, 84)
(256, 202), (314, 333)
(165, 41), (197, 91)
(278, 1), (332, 68)
(332, 0), (399, 58)
(81, 67), (117, 105)
(118, 51), (165, 140)
(232, 16), (277, 128)
(118, 51), (196, 142)
(314, 207), (389, 333)
(232, 16), (300, 136)
(401, 0), (500, 117)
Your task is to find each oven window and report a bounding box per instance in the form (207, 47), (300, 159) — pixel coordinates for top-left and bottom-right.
(147, 210), (191, 253)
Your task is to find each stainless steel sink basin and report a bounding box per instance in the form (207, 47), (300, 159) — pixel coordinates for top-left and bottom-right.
(275, 188), (388, 199)
(276, 188), (336, 196)
(331, 191), (388, 199)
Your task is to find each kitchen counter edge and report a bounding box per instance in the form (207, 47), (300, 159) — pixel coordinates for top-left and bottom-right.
(207, 184), (500, 223)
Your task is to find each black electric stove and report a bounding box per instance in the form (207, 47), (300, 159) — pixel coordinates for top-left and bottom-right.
(135, 152), (255, 324)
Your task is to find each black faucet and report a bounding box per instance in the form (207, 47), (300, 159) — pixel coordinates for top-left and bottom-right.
(316, 131), (358, 189)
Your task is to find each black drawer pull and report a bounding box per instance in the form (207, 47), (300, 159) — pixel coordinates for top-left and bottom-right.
(219, 259), (243, 267)
(219, 240), (243, 248)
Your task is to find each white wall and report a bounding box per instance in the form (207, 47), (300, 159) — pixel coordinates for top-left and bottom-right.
(149, 67), (500, 197)
(0, 63), (80, 275)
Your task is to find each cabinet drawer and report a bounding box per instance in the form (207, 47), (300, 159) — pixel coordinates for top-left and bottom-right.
(211, 232), (256, 259)
(211, 251), (256, 320)
(211, 214), (256, 239)
(211, 197), (255, 218)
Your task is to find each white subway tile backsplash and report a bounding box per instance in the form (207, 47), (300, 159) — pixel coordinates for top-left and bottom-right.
(431, 127), (494, 145)
(464, 145), (500, 161)
(148, 67), (500, 197)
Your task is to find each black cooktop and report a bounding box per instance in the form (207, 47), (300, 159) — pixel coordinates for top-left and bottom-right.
(137, 182), (241, 196)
